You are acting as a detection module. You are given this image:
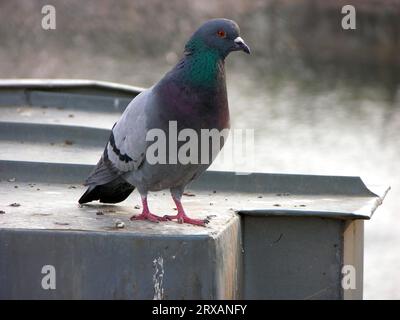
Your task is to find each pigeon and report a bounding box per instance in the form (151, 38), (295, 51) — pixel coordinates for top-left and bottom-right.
(79, 19), (250, 226)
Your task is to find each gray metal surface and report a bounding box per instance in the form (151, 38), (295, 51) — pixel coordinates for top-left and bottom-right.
(0, 79), (389, 299)
(0, 226), (240, 299)
(0, 160), (388, 221)
(242, 216), (344, 299)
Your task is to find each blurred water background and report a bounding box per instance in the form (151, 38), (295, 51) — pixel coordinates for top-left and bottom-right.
(1, 0), (399, 299)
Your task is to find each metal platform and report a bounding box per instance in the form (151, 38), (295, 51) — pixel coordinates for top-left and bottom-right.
(0, 79), (390, 299)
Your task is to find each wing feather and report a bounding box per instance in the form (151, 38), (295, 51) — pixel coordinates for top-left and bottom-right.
(106, 89), (151, 172)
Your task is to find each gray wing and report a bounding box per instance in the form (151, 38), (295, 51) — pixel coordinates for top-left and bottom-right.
(84, 88), (153, 185)
(105, 88), (153, 172)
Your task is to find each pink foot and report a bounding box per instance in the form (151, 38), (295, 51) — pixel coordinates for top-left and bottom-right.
(164, 195), (209, 226)
(164, 213), (209, 226)
(130, 212), (166, 223)
(130, 196), (167, 223)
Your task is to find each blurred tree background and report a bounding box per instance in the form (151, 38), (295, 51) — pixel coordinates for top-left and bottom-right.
(1, 0), (399, 299)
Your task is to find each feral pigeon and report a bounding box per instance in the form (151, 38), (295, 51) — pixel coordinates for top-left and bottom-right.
(79, 19), (250, 226)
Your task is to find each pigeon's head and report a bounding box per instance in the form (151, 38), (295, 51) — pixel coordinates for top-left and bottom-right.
(185, 19), (250, 58)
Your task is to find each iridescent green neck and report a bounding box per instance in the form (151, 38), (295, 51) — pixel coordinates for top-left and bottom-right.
(182, 38), (222, 87)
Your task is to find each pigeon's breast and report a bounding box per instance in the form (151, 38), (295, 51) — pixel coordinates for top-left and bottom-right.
(124, 79), (230, 191)
(156, 79), (230, 132)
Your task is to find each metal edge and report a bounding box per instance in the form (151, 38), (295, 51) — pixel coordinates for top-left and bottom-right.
(194, 170), (380, 197)
(0, 79), (145, 94)
(0, 160), (92, 184)
(0, 121), (110, 146)
(0, 227), (212, 240)
(0, 159), (388, 199)
(236, 209), (371, 220)
(357, 185), (391, 219)
(0, 159), (386, 194)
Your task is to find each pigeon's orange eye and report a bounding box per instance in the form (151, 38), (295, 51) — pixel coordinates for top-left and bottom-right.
(217, 30), (226, 38)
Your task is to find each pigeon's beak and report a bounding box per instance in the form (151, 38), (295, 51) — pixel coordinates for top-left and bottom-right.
(233, 37), (251, 54)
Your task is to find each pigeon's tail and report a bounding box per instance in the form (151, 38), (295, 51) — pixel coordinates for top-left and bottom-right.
(78, 152), (135, 204)
(78, 177), (135, 204)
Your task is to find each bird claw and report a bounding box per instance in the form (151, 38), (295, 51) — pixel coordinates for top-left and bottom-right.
(164, 214), (209, 226)
(130, 212), (167, 223)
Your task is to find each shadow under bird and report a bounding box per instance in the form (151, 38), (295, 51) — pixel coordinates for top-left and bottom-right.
(78, 19), (250, 226)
